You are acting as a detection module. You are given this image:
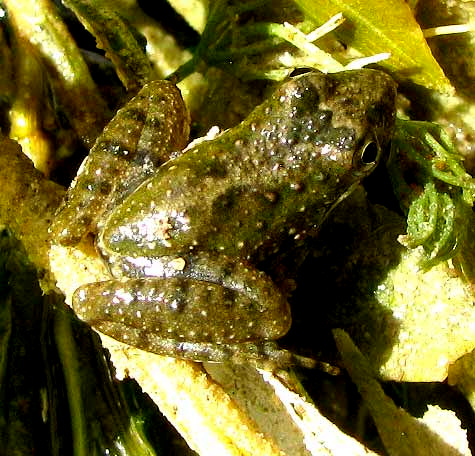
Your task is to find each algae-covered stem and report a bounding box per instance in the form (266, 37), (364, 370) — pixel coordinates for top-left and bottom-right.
(4, 0), (110, 148)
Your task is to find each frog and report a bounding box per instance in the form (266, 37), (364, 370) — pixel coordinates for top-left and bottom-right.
(50, 69), (397, 368)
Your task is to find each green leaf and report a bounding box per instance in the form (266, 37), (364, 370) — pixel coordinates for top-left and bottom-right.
(4, 0), (110, 147)
(293, 0), (454, 94)
(388, 120), (475, 270)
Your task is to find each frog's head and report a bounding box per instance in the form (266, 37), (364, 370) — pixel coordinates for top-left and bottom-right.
(285, 69), (395, 167)
(267, 69), (397, 214)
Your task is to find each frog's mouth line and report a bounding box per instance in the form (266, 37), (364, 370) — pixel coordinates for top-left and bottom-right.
(312, 178), (364, 235)
(310, 132), (385, 233)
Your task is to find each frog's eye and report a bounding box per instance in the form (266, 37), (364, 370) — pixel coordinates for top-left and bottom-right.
(360, 139), (379, 165)
(357, 136), (381, 168)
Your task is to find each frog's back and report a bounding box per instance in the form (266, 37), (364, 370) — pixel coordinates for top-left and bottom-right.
(103, 70), (396, 259)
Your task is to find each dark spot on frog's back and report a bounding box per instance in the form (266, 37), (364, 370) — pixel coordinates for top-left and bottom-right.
(291, 78), (322, 114)
(145, 116), (164, 132)
(96, 139), (133, 158)
(92, 179), (113, 196)
(95, 137), (160, 167)
(212, 187), (238, 211)
(211, 186), (279, 233)
(122, 107), (147, 124)
(194, 153), (228, 179)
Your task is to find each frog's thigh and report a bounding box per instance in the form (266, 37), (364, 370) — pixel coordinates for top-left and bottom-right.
(77, 315), (305, 367)
(73, 276), (291, 345)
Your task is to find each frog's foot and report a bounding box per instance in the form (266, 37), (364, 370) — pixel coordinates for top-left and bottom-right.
(74, 273), (291, 337)
(85, 317), (316, 369)
(72, 272), (312, 368)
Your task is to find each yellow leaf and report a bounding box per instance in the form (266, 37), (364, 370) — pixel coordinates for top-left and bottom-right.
(294, 0), (455, 94)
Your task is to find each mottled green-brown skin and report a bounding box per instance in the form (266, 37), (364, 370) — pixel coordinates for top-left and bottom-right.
(52, 70), (396, 366)
(50, 80), (190, 245)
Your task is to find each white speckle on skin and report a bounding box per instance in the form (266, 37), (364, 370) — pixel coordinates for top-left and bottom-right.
(115, 289), (134, 304)
(169, 257), (186, 271)
(127, 256), (165, 276)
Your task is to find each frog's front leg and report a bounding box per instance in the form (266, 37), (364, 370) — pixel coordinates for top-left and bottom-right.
(73, 255), (311, 367)
(50, 80), (190, 245)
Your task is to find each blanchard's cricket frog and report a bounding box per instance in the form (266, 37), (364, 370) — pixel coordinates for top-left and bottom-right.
(51, 70), (396, 367)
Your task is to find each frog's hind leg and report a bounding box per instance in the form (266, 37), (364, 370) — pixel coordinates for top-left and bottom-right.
(79, 316), (315, 369)
(72, 270), (311, 367)
(73, 274), (291, 346)
(72, 254), (313, 368)
(152, 337), (317, 369)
